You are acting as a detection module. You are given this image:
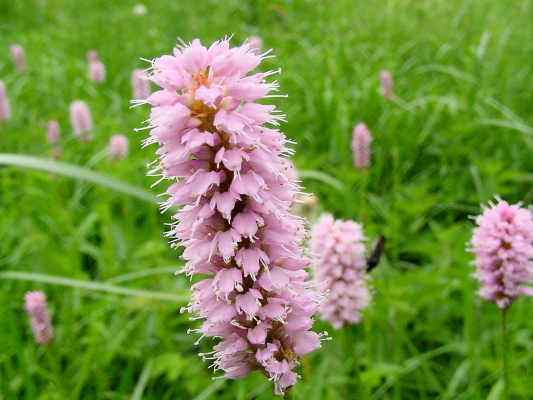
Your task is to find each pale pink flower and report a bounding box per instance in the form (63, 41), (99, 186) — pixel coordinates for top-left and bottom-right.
(351, 122), (372, 169)
(0, 81), (11, 122)
(46, 120), (60, 144)
(131, 69), (151, 100)
(89, 61), (106, 83)
(69, 100), (93, 141)
(311, 214), (371, 329)
(10, 44), (27, 73)
(108, 134), (129, 160)
(24, 291), (53, 344)
(139, 38), (323, 395)
(380, 70), (393, 100)
(471, 199), (533, 309)
(247, 36), (263, 52)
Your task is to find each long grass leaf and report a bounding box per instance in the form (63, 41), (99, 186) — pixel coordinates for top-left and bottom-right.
(298, 169), (345, 191)
(0, 153), (157, 204)
(0, 271), (187, 303)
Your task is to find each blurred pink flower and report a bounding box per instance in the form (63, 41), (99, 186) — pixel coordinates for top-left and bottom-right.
(380, 69), (393, 100)
(131, 69), (151, 100)
(89, 61), (106, 83)
(86, 50), (99, 63)
(69, 100), (93, 141)
(108, 134), (129, 160)
(24, 291), (53, 344)
(471, 199), (533, 309)
(0, 81), (11, 122)
(46, 120), (61, 144)
(140, 38), (323, 395)
(351, 122), (372, 169)
(311, 214), (371, 329)
(10, 44), (27, 73)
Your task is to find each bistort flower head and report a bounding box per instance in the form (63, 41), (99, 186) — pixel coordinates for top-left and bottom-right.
(69, 100), (93, 141)
(470, 199), (533, 309)
(379, 69), (393, 100)
(0, 81), (11, 122)
(24, 291), (53, 344)
(46, 120), (61, 144)
(311, 214), (371, 329)
(108, 134), (129, 160)
(132, 69), (151, 100)
(138, 38), (324, 395)
(10, 44), (27, 73)
(351, 122), (372, 169)
(89, 60), (106, 83)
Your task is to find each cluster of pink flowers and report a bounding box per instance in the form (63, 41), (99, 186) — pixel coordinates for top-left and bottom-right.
(379, 70), (393, 100)
(471, 200), (533, 309)
(0, 81), (11, 122)
(311, 214), (371, 329)
(10, 44), (27, 73)
(24, 291), (54, 344)
(351, 122), (372, 169)
(108, 134), (129, 160)
(131, 69), (151, 100)
(70, 100), (93, 141)
(87, 50), (106, 83)
(140, 38), (323, 394)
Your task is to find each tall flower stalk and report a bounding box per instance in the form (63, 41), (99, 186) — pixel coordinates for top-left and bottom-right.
(138, 38), (323, 395)
(470, 199), (533, 398)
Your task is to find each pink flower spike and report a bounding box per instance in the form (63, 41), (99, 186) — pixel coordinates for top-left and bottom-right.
(69, 100), (93, 141)
(46, 120), (61, 144)
(132, 69), (151, 100)
(351, 122), (372, 169)
(89, 61), (106, 83)
(139, 38), (324, 395)
(311, 214), (371, 329)
(108, 134), (129, 160)
(9, 44), (27, 73)
(24, 291), (53, 344)
(470, 199), (533, 309)
(379, 69), (393, 100)
(0, 81), (11, 122)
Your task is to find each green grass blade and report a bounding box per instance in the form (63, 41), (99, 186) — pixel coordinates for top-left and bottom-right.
(298, 169), (345, 191)
(0, 271), (188, 303)
(0, 153), (158, 204)
(192, 380), (226, 400)
(132, 360), (154, 400)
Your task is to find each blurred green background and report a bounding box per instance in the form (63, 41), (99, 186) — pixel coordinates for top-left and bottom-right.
(1, 0), (532, 399)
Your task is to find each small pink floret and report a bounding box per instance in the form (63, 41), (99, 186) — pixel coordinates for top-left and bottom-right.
(0, 81), (11, 122)
(24, 291), (54, 344)
(69, 100), (93, 141)
(108, 134), (129, 160)
(351, 122), (372, 169)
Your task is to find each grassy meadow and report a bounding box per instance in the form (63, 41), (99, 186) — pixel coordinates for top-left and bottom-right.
(1, 0), (532, 399)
